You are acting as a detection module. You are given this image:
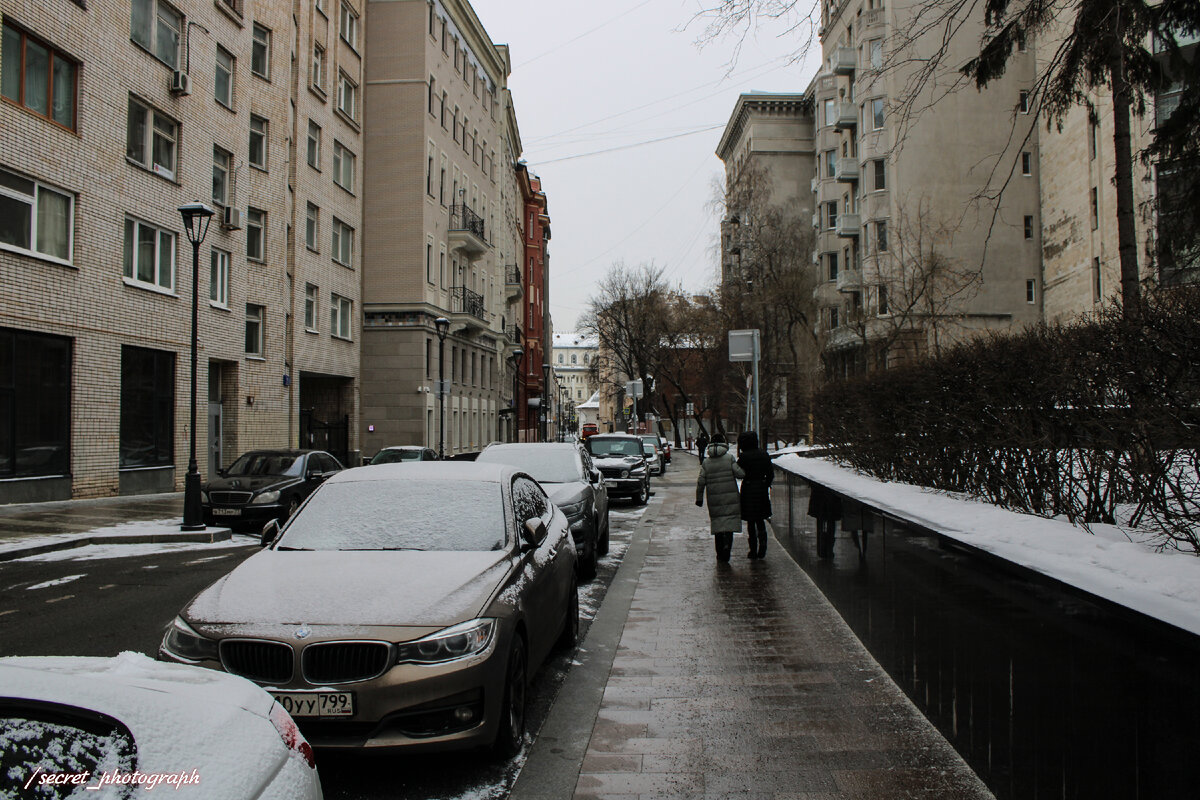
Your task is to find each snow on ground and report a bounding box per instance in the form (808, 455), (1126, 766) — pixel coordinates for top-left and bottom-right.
(2, 518), (259, 562)
(777, 454), (1200, 637)
(25, 574), (85, 590)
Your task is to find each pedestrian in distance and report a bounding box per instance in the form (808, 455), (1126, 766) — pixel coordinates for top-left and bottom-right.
(695, 429), (710, 463)
(696, 434), (744, 563)
(736, 431), (773, 559)
(807, 481), (843, 559)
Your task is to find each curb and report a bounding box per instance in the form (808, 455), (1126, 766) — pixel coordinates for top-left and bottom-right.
(0, 528), (234, 563)
(509, 477), (665, 799)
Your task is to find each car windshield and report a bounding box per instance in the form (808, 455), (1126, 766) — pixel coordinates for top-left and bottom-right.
(477, 446), (582, 483)
(643, 443), (656, 454)
(641, 436), (658, 448)
(370, 449), (422, 464)
(226, 453), (302, 477)
(277, 480), (507, 551)
(588, 439), (641, 457)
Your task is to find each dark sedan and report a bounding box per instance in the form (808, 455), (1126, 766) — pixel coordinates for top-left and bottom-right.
(203, 450), (343, 531)
(476, 443), (609, 580)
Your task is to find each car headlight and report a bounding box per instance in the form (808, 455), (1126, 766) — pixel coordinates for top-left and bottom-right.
(251, 490), (281, 504)
(161, 616), (219, 662)
(558, 500), (586, 522)
(396, 618), (496, 664)
(631, 466), (647, 476)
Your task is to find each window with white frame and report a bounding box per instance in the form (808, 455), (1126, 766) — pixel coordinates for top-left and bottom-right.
(873, 159), (886, 190)
(249, 115), (268, 169)
(122, 217), (174, 291)
(330, 293), (352, 339)
(215, 46), (234, 107)
(823, 98), (835, 128)
(1019, 90), (1029, 113)
(304, 284), (318, 331)
(869, 38), (882, 69)
(246, 207), (265, 260)
(212, 146), (231, 206)
(829, 307), (840, 329)
(251, 24), (270, 78)
(307, 120), (321, 168)
(245, 303), (264, 355)
(0, 167), (73, 263)
(332, 141), (354, 191)
(876, 220), (889, 251)
(1021, 151), (1032, 176)
(428, 75), (436, 115)
(2, 22), (79, 130)
(209, 248), (229, 307)
(305, 202), (319, 251)
(312, 44), (325, 93)
(337, 71), (357, 120)
(339, 3), (358, 48)
(1026, 279), (1036, 303)
(126, 97), (177, 179)
(331, 217), (353, 266)
(1024, 214), (1034, 240)
(130, 0), (181, 68)
(426, 241), (434, 283)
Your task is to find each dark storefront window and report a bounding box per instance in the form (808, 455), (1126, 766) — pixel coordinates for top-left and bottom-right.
(0, 329), (71, 478)
(120, 346), (175, 468)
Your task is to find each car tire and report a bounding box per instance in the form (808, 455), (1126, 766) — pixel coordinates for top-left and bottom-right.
(638, 483), (649, 506)
(631, 486), (644, 505)
(578, 540), (597, 581)
(597, 514), (610, 556)
(493, 636), (527, 759)
(556, 579), (579, 651)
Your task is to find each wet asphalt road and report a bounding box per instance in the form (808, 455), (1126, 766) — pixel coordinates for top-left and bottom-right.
(0, 486), (654, 800)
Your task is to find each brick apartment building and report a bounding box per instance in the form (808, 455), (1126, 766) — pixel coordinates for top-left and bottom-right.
(0, 0), (362, 502)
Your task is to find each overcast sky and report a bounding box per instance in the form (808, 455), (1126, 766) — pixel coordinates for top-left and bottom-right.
(469, 1), (823, 332)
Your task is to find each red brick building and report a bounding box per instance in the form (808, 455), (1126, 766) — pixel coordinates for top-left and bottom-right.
(516, 164), (550, 441)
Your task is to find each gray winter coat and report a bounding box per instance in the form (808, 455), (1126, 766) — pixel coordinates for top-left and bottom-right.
(696, 442), (745, 534)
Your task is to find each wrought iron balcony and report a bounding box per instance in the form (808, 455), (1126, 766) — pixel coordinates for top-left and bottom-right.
(451, 286), (487, 322)
(449, 203), (489, 258)
(504, 263), (523, 301)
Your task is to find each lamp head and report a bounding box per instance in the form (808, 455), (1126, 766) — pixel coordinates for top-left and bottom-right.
(434, 316), (451, 340)
(178, 202), (216, 245)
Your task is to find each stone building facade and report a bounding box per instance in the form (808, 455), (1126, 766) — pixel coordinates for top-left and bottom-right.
(0, 0), (361, 502)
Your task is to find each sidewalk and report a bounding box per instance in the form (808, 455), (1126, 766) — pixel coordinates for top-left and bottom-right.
(0, 493), (231, 561)
(512, 454), (993, 800)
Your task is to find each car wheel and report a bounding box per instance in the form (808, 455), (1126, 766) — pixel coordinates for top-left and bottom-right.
(493, 636), (527, 759)
(631, 486), (644, 505)
(556, 579), (579, 651)
(597, 514), (610, 556)
(578, 539), (597, 581)
(638, 483), (649, 506)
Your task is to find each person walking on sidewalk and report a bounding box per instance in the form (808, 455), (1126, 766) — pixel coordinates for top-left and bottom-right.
(696, 434), (744, 562)
(736, 431), (773, 559)
(695, 429), (709, 463)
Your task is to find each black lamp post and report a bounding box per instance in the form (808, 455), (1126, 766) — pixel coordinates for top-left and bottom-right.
(435, 316), (450, 458)
(178, 202), (215, 531)
(541, 362), (550, 442)
(509, 347), (523, 443)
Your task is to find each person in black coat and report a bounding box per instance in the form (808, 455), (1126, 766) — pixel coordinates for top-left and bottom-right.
(695, 429), (710, 463)
(736, 431), (774, 559)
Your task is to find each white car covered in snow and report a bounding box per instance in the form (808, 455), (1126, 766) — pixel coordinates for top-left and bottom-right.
(0, 652), (322, 799)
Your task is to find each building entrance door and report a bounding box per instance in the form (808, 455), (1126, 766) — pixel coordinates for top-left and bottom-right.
(208, 402), (223, 478)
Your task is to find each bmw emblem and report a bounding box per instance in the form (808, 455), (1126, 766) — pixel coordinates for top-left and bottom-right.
(294, 626), (311, 640)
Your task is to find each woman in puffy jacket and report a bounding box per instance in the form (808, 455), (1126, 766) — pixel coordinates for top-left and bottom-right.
(736, 431), (773, 559)
(696, 434), (745, 563)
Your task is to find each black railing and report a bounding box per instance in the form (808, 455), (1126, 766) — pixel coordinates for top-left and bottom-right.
(505, 263), (521, 285)
(450, 203), (486, 242)
(452, 286), (487, 320)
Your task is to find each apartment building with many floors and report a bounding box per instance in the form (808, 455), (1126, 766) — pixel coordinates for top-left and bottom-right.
(0, 0), (362, 502)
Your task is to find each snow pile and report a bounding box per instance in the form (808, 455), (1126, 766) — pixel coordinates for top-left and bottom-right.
(776, 454), (1200, 637)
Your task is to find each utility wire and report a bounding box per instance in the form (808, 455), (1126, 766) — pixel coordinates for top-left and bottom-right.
(515, 0), (655, 68)
(531, 124), (724, 166)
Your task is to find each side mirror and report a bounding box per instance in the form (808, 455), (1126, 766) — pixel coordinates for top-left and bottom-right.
(260, 519), (280, 548)
(590, 468), (602, 484)
(217, 467), (228, 478)
(522, 517), (547, 549)
(306, 469), (323, 482)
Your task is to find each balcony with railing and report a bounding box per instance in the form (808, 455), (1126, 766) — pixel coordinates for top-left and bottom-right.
(831, 46), (856, 75)
(834, 101), (858, 130)
(450, 285), (489, 331)
(836, 212), (861, 238)
(504, 263), (523, 301)
(835, 156), (859, 182)
(449, 203), (489, 259)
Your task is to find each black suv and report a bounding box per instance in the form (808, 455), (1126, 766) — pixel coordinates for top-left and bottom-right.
(585, 434), (650, 505)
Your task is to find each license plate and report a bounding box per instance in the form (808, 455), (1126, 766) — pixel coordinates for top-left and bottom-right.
(603, 480), (618, 488)
(271, 691), (355, 717)
(212, 507), (241, 516)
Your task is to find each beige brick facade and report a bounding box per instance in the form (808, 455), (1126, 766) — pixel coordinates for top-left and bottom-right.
(0, 0), (360, 501)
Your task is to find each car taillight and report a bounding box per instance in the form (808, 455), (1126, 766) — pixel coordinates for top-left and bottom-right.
(269, 702), (316, 769)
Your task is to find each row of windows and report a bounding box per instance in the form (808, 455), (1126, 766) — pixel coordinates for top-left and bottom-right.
(427, 78), (495, 181)
(302, 286), (354, 340)
(555, 352), (591, 365)
(423, 337), (498, 389)
(426, 2), (497, 120)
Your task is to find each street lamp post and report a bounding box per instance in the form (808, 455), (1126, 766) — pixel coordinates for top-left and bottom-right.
(509, 348), (524, 442)
(178, 202), (215, 531)
(435, 317), (450, 458)
(541, 362), (550, 442)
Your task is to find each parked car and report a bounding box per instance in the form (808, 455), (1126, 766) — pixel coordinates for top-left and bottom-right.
(641, 440), (663, 475)
(477, 442), (609, 579)
(658, 436), (672, 465)
(203, 450), (343, 532)
(585, 434), (650, 505)
(0, 652), (322, 799)
(640, 435), (665, 474)
(368, 445), (439, 464)
(160, 462), (577, 757)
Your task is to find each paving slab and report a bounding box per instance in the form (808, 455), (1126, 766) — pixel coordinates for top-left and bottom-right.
(511, 454), (994, 800)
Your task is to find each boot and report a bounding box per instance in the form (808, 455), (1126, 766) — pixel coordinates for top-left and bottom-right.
(747, 529), (760, 558)
(717, 532), (733, 562)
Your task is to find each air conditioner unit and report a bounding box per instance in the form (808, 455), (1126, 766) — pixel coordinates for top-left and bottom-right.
(222, 206), (243, 230)
(170, 70), (191, 96)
